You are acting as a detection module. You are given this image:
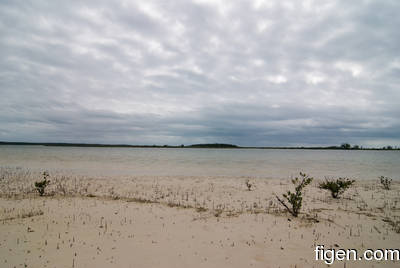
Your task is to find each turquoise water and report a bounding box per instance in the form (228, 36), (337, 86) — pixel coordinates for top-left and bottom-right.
(0, 145), (399, 180)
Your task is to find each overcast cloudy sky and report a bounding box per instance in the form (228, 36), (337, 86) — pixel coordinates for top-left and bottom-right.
(1, 0), (399, 146)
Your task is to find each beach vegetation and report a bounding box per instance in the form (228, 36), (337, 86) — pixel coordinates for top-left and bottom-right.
(34, 171), (50, 196)
(383, 217), (400, 233)
(319, 177), (355, 198)
(245, 179), (253, 191)
(379, 176), (392, 190)
(214, 208), (223, 217)
(275, 172), (313, 217)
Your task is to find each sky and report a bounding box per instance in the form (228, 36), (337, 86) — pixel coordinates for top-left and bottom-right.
(1, 0), (399, 147)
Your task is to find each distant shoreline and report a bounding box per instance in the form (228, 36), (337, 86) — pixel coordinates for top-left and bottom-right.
(0, 141), (398, 150)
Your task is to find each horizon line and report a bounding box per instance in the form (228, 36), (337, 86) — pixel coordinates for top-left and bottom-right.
(0, 141), (398, 150)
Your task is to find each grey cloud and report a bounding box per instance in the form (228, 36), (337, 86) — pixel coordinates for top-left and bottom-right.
(1, 0), (399, 147)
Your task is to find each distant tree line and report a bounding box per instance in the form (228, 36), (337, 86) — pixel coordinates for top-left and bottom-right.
(0, 141), (398, 150)
(337, 143), (397, 150)
(187, 143), (239, 148)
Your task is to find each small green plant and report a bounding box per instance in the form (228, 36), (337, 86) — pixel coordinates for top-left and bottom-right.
(245, 179), (253, 191)
(34, 171), (50, 196)
(214, 208), (223, 217)
(319, 177), (355, 198)
(275, 172), (313, 217)
(379, 176), (392, 190)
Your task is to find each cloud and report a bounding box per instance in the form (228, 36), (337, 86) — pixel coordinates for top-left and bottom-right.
(0, 0), (399, 146)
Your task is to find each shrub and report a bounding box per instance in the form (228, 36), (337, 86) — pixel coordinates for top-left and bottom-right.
(245, 179), (253, 191)
(319, 177), (355, 198)
(275, 172), (313, 217)
(379, 176), (392, 190)
(34, 171), (50, 196)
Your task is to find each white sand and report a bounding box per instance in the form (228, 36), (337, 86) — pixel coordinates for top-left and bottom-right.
(0, 170), (399, 267)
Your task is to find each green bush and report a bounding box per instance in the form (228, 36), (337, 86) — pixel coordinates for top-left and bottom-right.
(245, 179), (253, 191)
(379, 176), (392, 190)
(276, 172), (313, 217)
(34, 171), (50, 196)
(319, 177), (355, 198)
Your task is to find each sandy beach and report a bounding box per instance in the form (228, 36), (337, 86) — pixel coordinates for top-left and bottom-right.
(0, 168), (399, 267)
(2, 0), (400, 266)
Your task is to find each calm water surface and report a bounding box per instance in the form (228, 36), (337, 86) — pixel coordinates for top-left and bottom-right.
(0, 145), (399, 180)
